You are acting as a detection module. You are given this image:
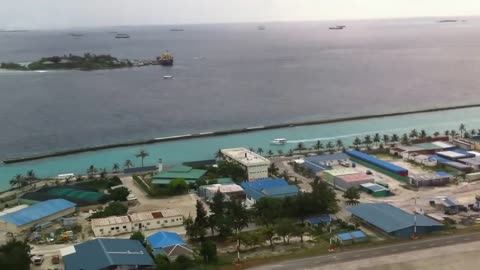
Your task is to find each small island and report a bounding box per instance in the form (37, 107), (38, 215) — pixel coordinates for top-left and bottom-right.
(1, 53), (132, 71)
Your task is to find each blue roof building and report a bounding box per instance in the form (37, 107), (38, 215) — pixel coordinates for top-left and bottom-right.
(302, 153), (350, 173)
(348, 203), (444, 238)
(335, 230), (367, 244)
(240, 178), (299, 206)
(305, 215), (333, 226)
(62, 238), (154, 270)
(146, 231), (193, 259)
(0, 199), (76, 233)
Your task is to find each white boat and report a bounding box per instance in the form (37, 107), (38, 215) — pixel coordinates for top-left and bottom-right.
(270, 138), (287, 145)
(163, 75), (174, 79)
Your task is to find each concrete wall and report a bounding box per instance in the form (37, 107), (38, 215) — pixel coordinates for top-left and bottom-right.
(245, 164), (269, 180)
(92, 215), (184, 237)
(92, 221), (133, 237)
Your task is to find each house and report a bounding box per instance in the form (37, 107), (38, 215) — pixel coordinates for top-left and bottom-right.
(240, 178), (299, 207)
(0, 199), (76, 234)
(146, 231), (193, 260)
(151, 165), (207, 186)
(348, 203), (444, 238)
(305, 215), (333, 226)
(220, 148), (270, 180)
(335, 230), (367, 245)
(62, 238), (154, 270)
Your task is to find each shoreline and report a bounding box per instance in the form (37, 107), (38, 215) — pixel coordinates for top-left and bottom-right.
(4, 103), (480, 164)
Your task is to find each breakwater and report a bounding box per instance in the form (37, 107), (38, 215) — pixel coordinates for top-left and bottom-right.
(4, 103), (480, 164)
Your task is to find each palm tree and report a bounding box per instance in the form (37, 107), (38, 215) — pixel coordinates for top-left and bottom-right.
(277, 149), (284, 156)
(470, 129), (477, 136)
(382, 134), (390, 145)
(314, 140), (324, 152)
(419, 130), (427, 139)
(433, 131), (440, 137)
(353, 137), (362, 149)
(87, 165), (98, 178)
(401, 134), (410, 145)
(257, 148), (264, 156)
(391, 134), (399, 143)
(373, 133), (381, 146)
(124, 159), (134, 169)
(9, 174), (25, 188)
(409, 129), (419, 139)
(444, 130), (450, 138)
(267, 150), (274, 157)
(214, 149), (223, 159)
(112, 163), (120, 173)
(326, 141), (334, 153)
(459, 123), (466, 138)
(296, 143), (305, 153)
(26, 170), (37, 183)
(287, 149), (294, 156)
(335, 139), (343, 151)
(135, 150), (149, 167)
(363, 135), (373, 147)
(464, 131), (471, 138)
(451, 130), (458, 138)
(249, 147), (255, 152)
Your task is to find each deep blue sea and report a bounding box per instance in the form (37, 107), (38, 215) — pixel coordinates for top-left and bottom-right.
(1, 18), (480, 190)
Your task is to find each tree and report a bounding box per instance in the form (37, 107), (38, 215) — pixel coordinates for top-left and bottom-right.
(124, 159), (134, 169)
(154, 254), (170, 269)
(296, 143), (306, 153)
(314, 140), (324, 152)
(193, 200), (208, 239)
(336, 139), (344, 151)
(9, 174), (26, 188)
(217, 161), (246, 181)
(444, 130), (451, 137)
(268, 163), (279, 176)
(135, 150), (149, 168)
(260, 226), (276, 249)
(277, 149), (284, 156)
(470, 129), (477, 136)
(257, 148), (264, 156)
(420, 129), (427, 139)
(391, 134), (399, 142)
(409, 129), (419, 139)
(228, 200), (249, 234)
(287, 149), (294, 156)
(343, 187), (360, 205)
(130, 231), (145, 244)
(433, 131), (440, 137)
(363, 135), (372, 147)
(451, 130), (458, 138)
(89, 202), (128, 219)
(0, 239), (31, 270)
(464, 131), (471, 138)
(459, 123), (466, 138)
(382, 134), (390, 145)
(373, 133), (381, 146)
(173, 255), (195, 269)
(87, 165), (98, 178)
(274, 218), (295, 244)
(109, 187), (130, 201)
(215, 149), (223, 159)
(326, 141), (334, 153)
(353, 137), (362, 149)
(200, 240), (217, 264)
(26, 170), (37, 183)
(167, 179), (189, 195)
(112, 163), (120, 173)
(401, 134), (410, 145)
(291, 224), (308, 245)
(267, 150), (274, 157)
(183, 216), (199, 240)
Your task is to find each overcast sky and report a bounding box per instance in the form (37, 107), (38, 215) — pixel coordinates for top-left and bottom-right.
(1, 0), (480, 30)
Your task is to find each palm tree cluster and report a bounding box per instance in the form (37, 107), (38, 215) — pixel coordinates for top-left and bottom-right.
(9, 170), (37, 188)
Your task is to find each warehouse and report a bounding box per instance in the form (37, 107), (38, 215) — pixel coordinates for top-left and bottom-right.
(240, 178), (299, 207)
(91, 209), (184, 237)
(459, 157), (480, 170)
(0, 199), (76, 234)
(198, 184), (245, 202)
(301, 153), (350, 173)
(323, 170), (374, 191)
(431, 141), (456, 151)
(20, 186), (108, 210)
(409, 154), (437, 167)
(360, 183), (390, 197)
(437, 149), (475, 161)
(409, 172), (452, 187)
(346, 150), (408, 181)
(348, 203), (444, 238)
(390, 145), (426, 156)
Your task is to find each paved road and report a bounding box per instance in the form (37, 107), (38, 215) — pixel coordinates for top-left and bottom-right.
(248, 232), (480, 270)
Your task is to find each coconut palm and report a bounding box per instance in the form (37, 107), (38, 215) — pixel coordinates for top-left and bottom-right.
(401, 134), (410, 145)
(135, 150), (149, 167)
(433, 131), (440, 137)
(314, 140), (324, 152)
(112, 163), (120, 173)
(287, 149), (294, 156)
(326, 141), (334, 153)
(257, 148), (264, 156)
(124, 159), (134, 169)
(382, 134), (390, 144)
(420, 130), (427, 139)
(353, 137), (362, 148)
(464, 131), (471, 138)
(363, 135), (373, 147)
(277, 149), (284, 156)
(459, 123), (466, 138)
(409, 129), (419, 139)
(444, 130), (450, 138)
(336, 139), (343, 151)
(26, 170), (37, 183)
(249, 147), (255, 152)
(373, 133), (381, 146)
(451, 130), (458, 138)
(267, 150), (274, 157)
(9, 174), (25, 188)
(470, 129), (477, 136)
(391, 134), (400, 142)
(296, 143), (306, 153)
(214, 149), (223, 159)
(87, 165), (98, 178)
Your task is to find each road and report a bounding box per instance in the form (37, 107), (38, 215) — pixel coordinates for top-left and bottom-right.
(248, 232), (480, 270)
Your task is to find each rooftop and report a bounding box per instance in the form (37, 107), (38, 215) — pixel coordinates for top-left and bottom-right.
(152, 165), (207, 184)
(221, 147), (270, 166)
(337, 173), (373, 182)
(360, 183), (389, 192)
(415, 142), (443, 151)
(304, 153), (349, 164)
(146, 231), (185, 249)
(204, 184), (244, 193)
(91, 216), (131, 227)
(323, 168), (358, 177)
(91, 210), (182, 226)
(0, 199), (76, 226)
(348, 203), (443, 233)
(459, 157), (480, 166)
(240, 178), (299, 200)
(431, 141), (455, 149)
(63, 238), (154, 270)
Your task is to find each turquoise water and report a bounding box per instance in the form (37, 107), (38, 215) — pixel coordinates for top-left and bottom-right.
(1, 107), (480, 191)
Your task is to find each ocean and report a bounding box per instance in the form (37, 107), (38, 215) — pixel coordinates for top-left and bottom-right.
(1, 18), (480, 190)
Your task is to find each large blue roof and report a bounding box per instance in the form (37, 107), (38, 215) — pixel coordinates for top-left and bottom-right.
(302, 153), (349, 173)
(0, 199), (76, 226)
(240, 178), (299, 200)
(146, 231), (185, 249)
(63, 239), (154, 270)
(348, 203), (443, 233)
(346, 150), (408, 174)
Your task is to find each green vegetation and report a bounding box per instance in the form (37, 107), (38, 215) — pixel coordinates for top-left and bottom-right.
(167, 178), (189, 195)
(9, 169), (37, 188)
(1, 53), (133, 71)
(0, 239), (31, 270)
(109, 187), (130, 201)
(155, 254), (196, 270)
(130, 231), (146, 244)
(135, 150), (149, 168)
(89, 202), (128, 219)
(343, 187), (360, 205)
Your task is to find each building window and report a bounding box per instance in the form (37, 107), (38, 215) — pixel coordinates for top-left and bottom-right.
(115, 227), (119, 230)
(111, 227), (114, 231)
(157, 221), (160, 224)
(165, 220), (168, 223)
(147, 222), (150, 225)
(171, 219), (175, 222)
(123, 226), (127, 229)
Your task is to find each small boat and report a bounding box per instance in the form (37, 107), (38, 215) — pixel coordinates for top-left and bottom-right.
(115, 33), (130, 38)
(329, 25), (346, 30)
(70, 33), (84, 37)
(270, 138), (287, 145)
(163, 75), (174, 79)
(258, 26), (266, 30)
(170, 28), (185, 32)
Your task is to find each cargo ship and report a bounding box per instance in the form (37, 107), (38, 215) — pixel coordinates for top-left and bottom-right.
(157, 52), (174, 66)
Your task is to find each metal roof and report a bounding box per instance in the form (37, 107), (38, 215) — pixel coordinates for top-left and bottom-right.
(350, 230), (367, 238)
(347, 203), (443, 233)
(459, 157), (480, 166)
(304, 153), (349, 163)
(240, 178), (299, 200)
(431, 141), (455, 149)
(323, 168), (358, 177)
(63, 239), (154, 270)
(415, 143), (442, 151)
(346, 150), (408, 174)
(337, 173), (373, 183)
(0, 199), (76, 226)
(336, 232), (352, 241)
(146, 231), (185, 249)
(305, 215), (332, 225)
(152, 165), (206, 184)
(360, 183), (389, 192)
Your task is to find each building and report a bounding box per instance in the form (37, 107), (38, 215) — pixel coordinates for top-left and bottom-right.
(221, 147), (270, 180)
(346, 150), (408, 181)
(0, 199), (76, 234)
(427, 154), (473, 172)
(453, 137), (480, 150)
(409, 172), (452, 187)
(407, 154), (437, 167)
(390, 145), (430, 157)
(322, 168), (357, 186)
(91, 209), (184, 237)
(240, 178), (299, 207)
(347, 203), (444, 238)
(62, 238), (154, 270)
(437, 149), (476, 161)
(459, 157), (480, 170)
(151, 165), (207, 185)
(301, 153), (350, 173)
(305, 215), (333, 227)
(466, 172), (480, 182)
(359, 183), (390, 197)
(146, 231), (193, 260)
(335, 230), (367, 245)
(198, 184), (245, 202)
(325, 172), (374, 191)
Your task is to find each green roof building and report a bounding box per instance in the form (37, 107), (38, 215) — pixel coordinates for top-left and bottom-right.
(152, 165), (207, 185)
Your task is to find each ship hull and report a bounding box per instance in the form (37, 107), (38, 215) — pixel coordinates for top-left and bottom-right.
(159, 60), (174, 66)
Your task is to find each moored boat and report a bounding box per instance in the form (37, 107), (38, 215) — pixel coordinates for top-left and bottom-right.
(270, 138), (287, 145)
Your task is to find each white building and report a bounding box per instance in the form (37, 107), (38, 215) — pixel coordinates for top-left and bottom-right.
(221, 147), (270, 180)
(91, 209), (184, 237)
(198, 184), (245, 202)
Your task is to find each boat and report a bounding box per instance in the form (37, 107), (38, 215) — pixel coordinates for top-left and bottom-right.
(170, 28), (185, 32)
(438, 20), (458, 23)
(163, 75), (174, 79)
(70, 33), (84, 37)
(258, 26), (266, 30)
(156, 52), (174, 66)
(329, 25), (346, 30)
(115, 33), (130, 38)
(270, 138), (287, 145)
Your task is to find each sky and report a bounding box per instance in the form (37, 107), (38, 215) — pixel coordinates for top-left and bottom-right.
(1, 0), (480, 30)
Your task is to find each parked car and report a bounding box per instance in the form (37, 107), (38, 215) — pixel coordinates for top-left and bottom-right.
(366, 170), (373, 175)
(31, 255), (44, 265)
(51, 255), (60, 264)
